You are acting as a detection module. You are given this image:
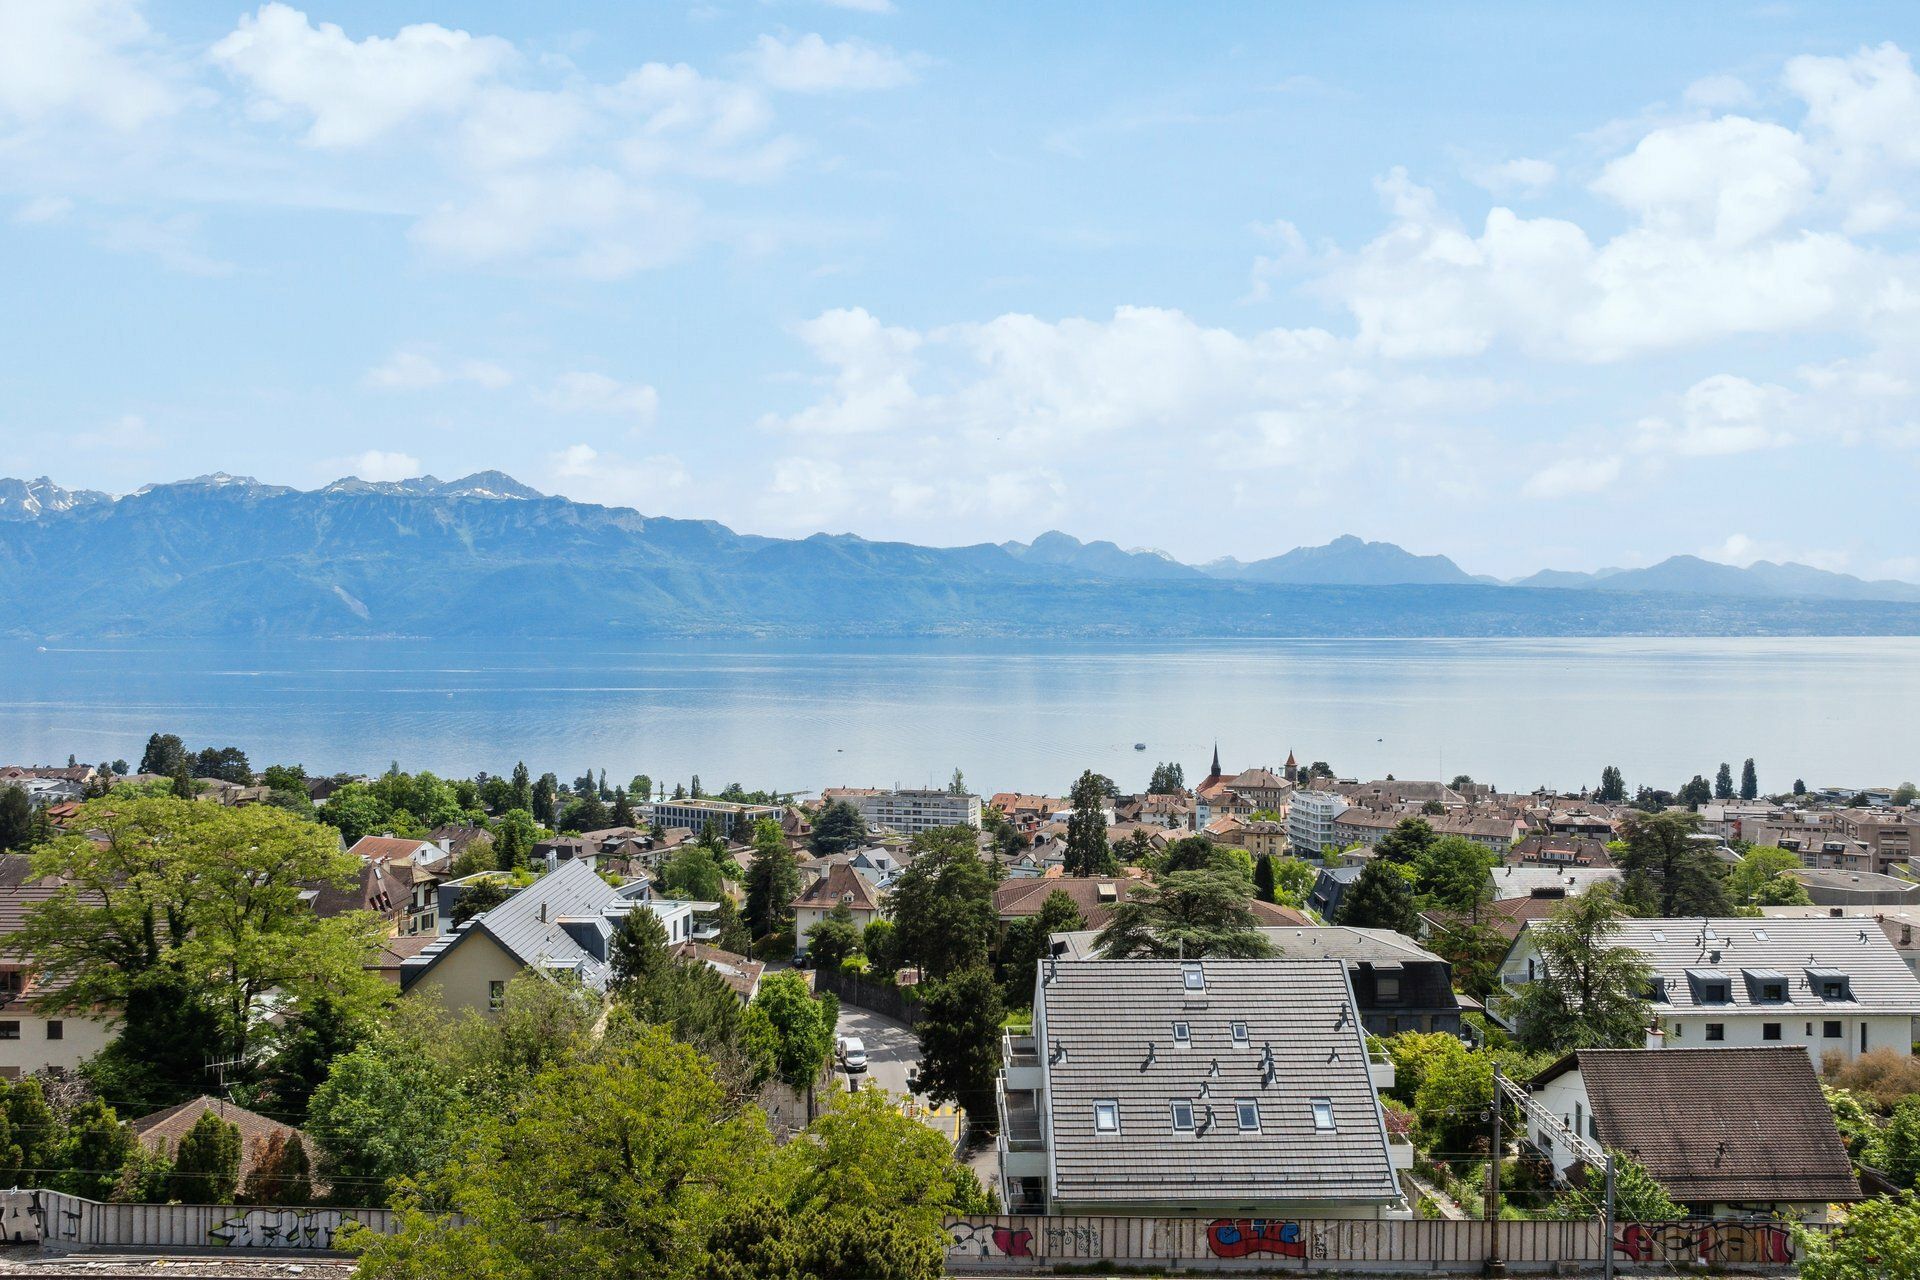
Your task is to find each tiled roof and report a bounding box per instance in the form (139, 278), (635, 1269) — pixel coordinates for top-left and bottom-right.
(133, 1097), (310, 1186)
(1038, 959), (1399, 1206)
(792, 862), (880, 912)
(1422, 894), (1568, 942)
(1602, 916), (1920, 1014)
(995, 875), (1138, 926)
(346, 835), (438, 862)
(1533, 1047), (1860, 1204)
(671, 941), (764, 999)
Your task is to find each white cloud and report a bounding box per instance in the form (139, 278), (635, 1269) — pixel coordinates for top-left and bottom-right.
(74, 413), (162, 452)
(744, 33), (918, 93)
(1522, 454), (1622, 500)
(1705, 533), (1850, 572)
(539, 372), (661, 424)
(1466, 156), (1558, 198)
(0, 0), (177, 130)
(545, 443), (690, 508)
(1631, 374), (1797, 457)
(364, 350), (512, 390)
(210, 4), (514, 148)
(348, 449), (423, 481)
(819, 0), (896, 11)
(13, 196), (73, 224)
(94, 212), (232, 275)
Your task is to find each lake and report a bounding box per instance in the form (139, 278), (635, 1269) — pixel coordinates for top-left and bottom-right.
(1, 637), (1915, 797)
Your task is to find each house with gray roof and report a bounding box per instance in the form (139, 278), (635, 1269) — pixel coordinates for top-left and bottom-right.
(998, 957), (1410, 1218)
(1496, 914), (1920, 1062)
(400, 860), (708, 1016)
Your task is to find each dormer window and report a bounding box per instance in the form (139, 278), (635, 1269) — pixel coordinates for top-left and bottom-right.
(1809, 968), (1854, 1001)
(1646, 976), (1668, 1003)
(1744, 968), (1789, 1003)
(1686, 968), (1732, 1004)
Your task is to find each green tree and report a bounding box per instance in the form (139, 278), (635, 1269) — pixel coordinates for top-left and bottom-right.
(1337, 859), (1420, 933)
(703, 1200), (943, 1280)
(57, 1100), (138, 1201)
(1556, 1149), (1681, 1222)
(750, 971), (838, 1094)
(1252, 853), (1276, 902)
(509, 761), (534, 812)
(1796, 1190), (1920, 1280)
(809, 801), (868, 856)
(771, 1087), (991, 1229)
(170, 759), (195, 799)
(355, 1027), (773, 1280)
(663, 844), (727, 901)
(492, 808), (536, 871)
(0, 787), (30, 852)
(1148, 761), (1186, 794)
(1508, 887), (1653, 1054)
(912, 965), (1004, 1128)
(307, 1030), (463, 1204)
(1063, 770), (1113, 876)
(14, 796), (387, 1087)
(1375, 817), (1437, 866)
(996, 889), (1085, 1005)
(888, 825), (996, 979)
(1894, 782), (1918, 807)
(239, 1130), (315, 1206)
(1617, 810), (1730, 917)
(1884, 1097), (1920, 1189)
(613, 909), (772, 1090)
(707, 896), (753, 955)
(1729, 845), (1810, 906)
(1740, 758), (1759, 801)
(1268, 856), (1315, 907)
(139, 733), (187, 777)
(1096, 867), (1274, 958)
(1678, 775), (1713, 808)
(169, 1111), (242, 1204)
(1596, 765), (1627, 804)
(805, 903), (863, 970)
(1426, 918), (1510, 1001)
(743, 819), (800, 938)
(450, 875), (513, 926)
(1413, 836), (1497, 913)
(1714, 762), (1735, 800)
(862, 919), (899, 975)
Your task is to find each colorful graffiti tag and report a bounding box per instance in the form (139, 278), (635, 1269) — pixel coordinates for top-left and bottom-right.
(947, 1220), (1034, 1258)
(1205, 1217), (1307, 1259)
(1614, 1221), (1794, 1265)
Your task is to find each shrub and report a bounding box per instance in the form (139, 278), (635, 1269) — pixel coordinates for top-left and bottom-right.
(1827, 1047), (1920, 1112)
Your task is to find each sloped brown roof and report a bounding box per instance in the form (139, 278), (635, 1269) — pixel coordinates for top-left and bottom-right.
(671, 941), (764, 999)
(345, 835), (438, 862)
(132, 1097), (311, 1186)
(1534, 1047), (1860, 1204)
(793, 862), (880, 912)
(995, 875), (1138, 927)
(1421, 894), (1567, 942)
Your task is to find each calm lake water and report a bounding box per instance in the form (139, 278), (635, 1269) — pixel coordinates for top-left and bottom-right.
(0, 637), (1915, 797)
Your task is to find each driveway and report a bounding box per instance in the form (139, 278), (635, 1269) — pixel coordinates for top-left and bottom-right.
(833, 1002), (922, 1098)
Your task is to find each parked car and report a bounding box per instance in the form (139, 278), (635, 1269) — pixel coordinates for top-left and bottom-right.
(837, 1035), (868, 1073)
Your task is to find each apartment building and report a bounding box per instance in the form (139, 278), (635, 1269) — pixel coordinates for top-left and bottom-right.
(638, 798), (781, 841)
(822, 787), (981, 834)
(1287, 790), (1349, 856)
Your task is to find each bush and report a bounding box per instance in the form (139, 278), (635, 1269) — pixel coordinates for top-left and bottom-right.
(1827, 1047), (1920, 1111)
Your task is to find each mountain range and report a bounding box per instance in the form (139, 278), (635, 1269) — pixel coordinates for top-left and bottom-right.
(1, 473), (1918, 640)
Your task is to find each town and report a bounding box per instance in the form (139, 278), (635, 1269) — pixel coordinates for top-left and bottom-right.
(0, 740), (1912, 1274)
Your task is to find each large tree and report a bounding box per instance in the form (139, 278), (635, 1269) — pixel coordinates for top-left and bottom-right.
(887, 825), (996, 979)
(743, 818), (800, 939)
(1096, 867), (1273, 958)
(1148, 761), (1186, 794)
(912, 965), (1004, 1129)
(996, 889), (1085, 1006)
(1596, 765), (1627, 804)
(1374, 817), (1437, 866)
(749, 972), (837, 1097)
(1729, 845), (1810, 906)
(12, 796), (388, 1087)
(1507, 886), (1653, 1054)
(1336, 859), (1420, 933)
(1714, 762), (1735, 800)
(809, 800), (868, 856)
(1739, 758), (1759, 801)
(1063, 770), (1113, 876)
(0, 787), (30, 853)
(1412, 836), (1497, 913)
(1616, 809), (1730, 917)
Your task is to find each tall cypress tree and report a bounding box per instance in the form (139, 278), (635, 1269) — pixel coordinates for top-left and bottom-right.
(1064, 770), (1112, 877)
(1739, 758), (1758, 801)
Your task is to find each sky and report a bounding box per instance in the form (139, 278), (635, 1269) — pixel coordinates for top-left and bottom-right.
(4, 2), (1920, 579)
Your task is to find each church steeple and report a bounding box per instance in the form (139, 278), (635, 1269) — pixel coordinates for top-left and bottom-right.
(1211, 742), (1221, 777)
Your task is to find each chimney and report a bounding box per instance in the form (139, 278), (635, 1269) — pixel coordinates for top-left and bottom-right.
(539, 901), (548, 924)
(1645, 1025), (1665, 1049)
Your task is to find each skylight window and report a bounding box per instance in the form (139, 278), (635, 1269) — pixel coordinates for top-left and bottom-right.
(1172, 1021), (1191, 1045)
(1093, 1101), (1120, 1133)
(1753, 929), (1769, 941)
(1235, 1098), (1260, 1132)
(1651, 930), (1666, 943)
(1310, 1098), (1335, 1131)
(1182, 963), (1205, 991)
(1170, 1100), (1195, 1131)
(1230, 1020), (1249, 1046)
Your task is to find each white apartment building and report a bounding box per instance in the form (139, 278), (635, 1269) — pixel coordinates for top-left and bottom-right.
(1496, 915), (1920, 1063)
(823, 787), (981, 834)
(638, 798), (781, 840)
(1287, 790), (1349, 857)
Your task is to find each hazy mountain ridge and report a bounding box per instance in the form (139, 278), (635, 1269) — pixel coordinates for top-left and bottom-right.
(1, 473), (1918, 640)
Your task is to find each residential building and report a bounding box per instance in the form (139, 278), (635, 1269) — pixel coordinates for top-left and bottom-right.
(1226, 768), (1293, 812)
(1307, 863), (1366, 921)
(1288, 791), (1349, 857)
(670, 942), (765, 1001)
(1789, 867), (1920, 908)
(1051, 926), (1462, 1036)
(1526, 1048), (1859, 1222)
(1330, 808), (1401, 850)
(792, 863), (883, 957)
(1239, 819), (1288, 858)
(989, 793), (1066, 833)
(132, 1097), (318, 1193)
(1430, 812), (1522, 851)
(402, 861), (703, 1014)
(822, 787), (982, 834)
(998, 957), (1409, 1218)
(638, 798), (781, 841)
(1496, 915), (1920, 1061)
(1836, 809), (1915, 872)
(1487, 865), (1621, 900)
(345, 834), (447, 867)
(0, 883), (116, 1078)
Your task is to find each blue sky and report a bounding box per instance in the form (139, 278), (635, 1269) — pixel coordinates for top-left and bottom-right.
(5, 2), (1920, 579)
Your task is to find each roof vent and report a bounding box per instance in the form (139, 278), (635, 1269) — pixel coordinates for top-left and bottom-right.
(1049, 1039), (1068, 1065)
(1142, 1042), (1157, 1070)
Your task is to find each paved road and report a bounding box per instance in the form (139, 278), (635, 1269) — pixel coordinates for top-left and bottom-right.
(833, 1002), (922, 1098)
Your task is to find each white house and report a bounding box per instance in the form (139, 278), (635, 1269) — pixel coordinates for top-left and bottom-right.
(1498, 914), (1920, 1063)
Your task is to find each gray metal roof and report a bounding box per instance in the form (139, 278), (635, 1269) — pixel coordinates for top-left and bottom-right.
(401, 859), (631, 993)
(1522, 915), (1920, 1015)
(1036, 958), (1400, 1206)
(1050, 925), (1444, 966)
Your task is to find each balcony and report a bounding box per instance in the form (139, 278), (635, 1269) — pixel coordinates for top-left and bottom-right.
(996, 1079), (1048, 1180)
(1367, 1043), (1395, 1090)
(1002, 1030), (1043, 1091)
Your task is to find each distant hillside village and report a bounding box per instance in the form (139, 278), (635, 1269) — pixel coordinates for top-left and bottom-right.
(0, 739), (1916, 1274)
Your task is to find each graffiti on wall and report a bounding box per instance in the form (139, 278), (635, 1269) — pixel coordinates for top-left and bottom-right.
(0, 1190), (80, 1246)
(209, 1209), (352, 1250)
(1613, 1221), (1794, 1265)
(946, 1220), (1033, 1258)
(1043, 1224), (1101, 1253)
(1205, 1218), (1306, 1259)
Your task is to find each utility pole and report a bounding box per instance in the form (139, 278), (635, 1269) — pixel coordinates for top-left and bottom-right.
(1602, 1153), (1617, 1280)
(1484, 1066), (1506, 1277)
